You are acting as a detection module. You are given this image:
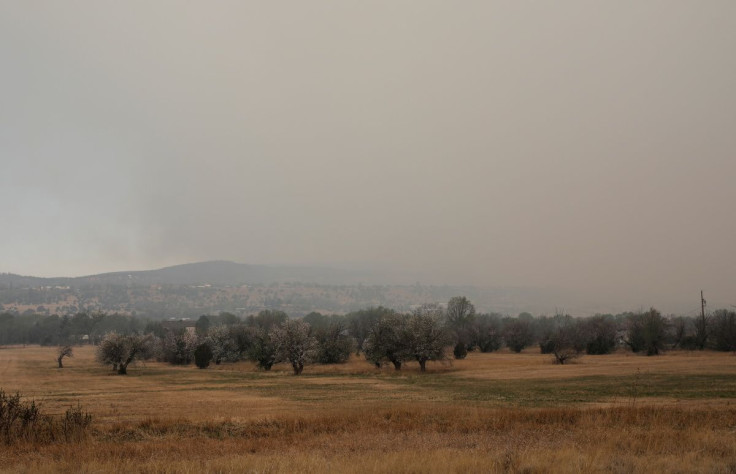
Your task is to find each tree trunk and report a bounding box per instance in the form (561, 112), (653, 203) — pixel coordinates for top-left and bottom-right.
(292, 362), (304, 375)
(391, 360), (401, 370)
(57, 357), (63, 368)
(118, 356), (134, 375)
(419, 359), (427, 372)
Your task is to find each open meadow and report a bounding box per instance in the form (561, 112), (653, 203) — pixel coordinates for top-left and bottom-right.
(1, 345), (736, 473)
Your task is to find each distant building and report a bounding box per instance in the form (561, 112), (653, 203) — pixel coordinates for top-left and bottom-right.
(161, 319), (197, 335)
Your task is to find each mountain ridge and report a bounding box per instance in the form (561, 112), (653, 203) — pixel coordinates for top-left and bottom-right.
(0, 260), (377, 287)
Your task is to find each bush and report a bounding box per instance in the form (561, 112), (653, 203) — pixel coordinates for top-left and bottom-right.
(453, 342), (468, 359)
(539, 339), (556, 354)
(0, 390), (91, 444)
(194, 343), (213, 369)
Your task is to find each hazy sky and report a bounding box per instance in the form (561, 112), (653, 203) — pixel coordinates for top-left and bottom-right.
(1, 1), (734, 310)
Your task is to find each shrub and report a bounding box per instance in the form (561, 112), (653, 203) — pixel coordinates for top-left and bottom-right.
(453, 342), (468, 359)
(0, 390), (91, 444)
(539, 338), (556, 354)
(194, 343), (213, 369)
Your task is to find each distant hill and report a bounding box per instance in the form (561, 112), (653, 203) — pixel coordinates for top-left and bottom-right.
(0, 261), (374, 288)
(0, 261), (615, 318)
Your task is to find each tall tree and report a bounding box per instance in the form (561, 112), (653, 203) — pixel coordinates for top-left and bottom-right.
(445, 296), (476, 359)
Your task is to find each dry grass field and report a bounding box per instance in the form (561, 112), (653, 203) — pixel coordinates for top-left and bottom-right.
(1, 345), (736, 473)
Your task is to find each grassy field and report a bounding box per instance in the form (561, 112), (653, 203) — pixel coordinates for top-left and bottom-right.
(1, 346), (735, 473)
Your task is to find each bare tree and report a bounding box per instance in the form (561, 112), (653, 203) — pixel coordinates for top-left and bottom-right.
(503, 318), (534, 353)
(270, 319), (318, 375)
(470, 313), (503, 353)
(446, 296), (476, 359)
(695, 291), (709, 350)
(582, 315), (617, 354)
(547, 324), (583, 364)
(57, 345), (73, 368)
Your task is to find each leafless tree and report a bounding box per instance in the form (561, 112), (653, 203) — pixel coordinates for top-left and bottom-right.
(548, 324), (583, 364)
(446, 296), (476, 359)
(57, 345), (73, 368)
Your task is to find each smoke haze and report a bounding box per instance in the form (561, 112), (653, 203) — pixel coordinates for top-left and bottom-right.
(1, 1), (735, 312)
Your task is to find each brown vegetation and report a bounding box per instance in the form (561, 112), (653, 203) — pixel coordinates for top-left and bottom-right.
(1, 346), (735, 473)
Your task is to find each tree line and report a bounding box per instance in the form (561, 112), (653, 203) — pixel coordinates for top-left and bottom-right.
(88, 297), (736, 375)
(3, 297), (735, 374)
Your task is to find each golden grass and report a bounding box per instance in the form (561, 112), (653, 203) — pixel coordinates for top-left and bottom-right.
(1, 346), (735, 473)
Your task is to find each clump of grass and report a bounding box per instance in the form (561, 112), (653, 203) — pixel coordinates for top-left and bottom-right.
(0, 389), (92, 444)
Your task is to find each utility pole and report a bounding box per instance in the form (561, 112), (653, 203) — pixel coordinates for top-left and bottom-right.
(697, 290), (708, 349)
(701, 290), (706, 322)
